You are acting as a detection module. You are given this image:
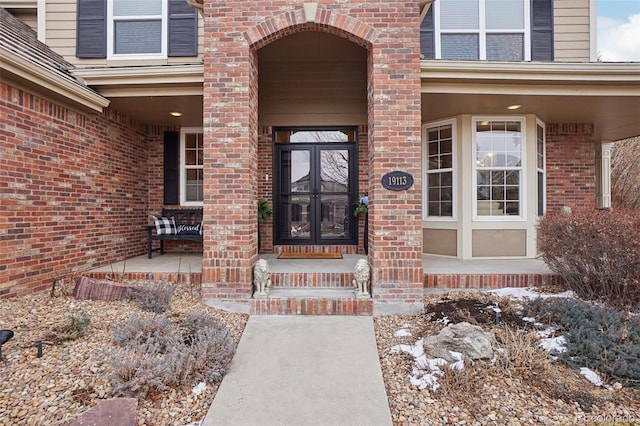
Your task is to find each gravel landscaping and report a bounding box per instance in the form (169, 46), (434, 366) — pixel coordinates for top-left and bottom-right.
(1, 281), (639, 425)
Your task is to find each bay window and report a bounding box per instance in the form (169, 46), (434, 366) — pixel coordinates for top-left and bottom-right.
(474, 119), (524, 218)
(424, 121), (455, 219)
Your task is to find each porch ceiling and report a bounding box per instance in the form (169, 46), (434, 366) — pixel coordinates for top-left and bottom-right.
(421, 60), (640, 142)
(106, 95), (203, 127)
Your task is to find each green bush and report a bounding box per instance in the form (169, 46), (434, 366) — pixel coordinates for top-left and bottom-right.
(109, 312), (235, 398)
(537, 208), (640, 309)
(46, 312), (91, 344)
(524, 297), (640, 388)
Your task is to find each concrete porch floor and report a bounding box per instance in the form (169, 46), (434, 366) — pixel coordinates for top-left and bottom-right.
(88, 253), (552, 275)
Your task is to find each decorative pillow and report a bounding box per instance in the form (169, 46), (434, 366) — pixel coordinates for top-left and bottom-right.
(153, 216), (176, 235)
(177, 223), (202, 236)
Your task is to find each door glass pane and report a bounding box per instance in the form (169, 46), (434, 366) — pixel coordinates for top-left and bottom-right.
(320, 150), (349, 192)
(281, 195), (311, 240)
(319, 194), (350, 240)
(280, 150), (311, 193)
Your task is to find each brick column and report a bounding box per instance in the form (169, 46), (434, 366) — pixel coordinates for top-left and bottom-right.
(201, 2), (259, 301)
(367, 4), (424, 314)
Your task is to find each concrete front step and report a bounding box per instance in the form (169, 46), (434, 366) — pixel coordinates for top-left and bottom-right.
(271, 271), (353, 288)
(251, 287), (373, 315)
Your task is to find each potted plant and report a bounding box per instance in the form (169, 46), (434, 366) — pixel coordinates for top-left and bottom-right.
(257, 199), (272, 252)
(353, 194), (368, 254)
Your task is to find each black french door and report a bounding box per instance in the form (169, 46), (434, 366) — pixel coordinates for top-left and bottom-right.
(274, 134), (357, 245)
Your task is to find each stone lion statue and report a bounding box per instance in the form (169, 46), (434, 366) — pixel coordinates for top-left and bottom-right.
(253, 259), (271, 298)
(353, 258), (370, 298)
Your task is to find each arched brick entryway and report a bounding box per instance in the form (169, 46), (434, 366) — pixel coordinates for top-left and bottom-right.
(202, 1), (424, 314)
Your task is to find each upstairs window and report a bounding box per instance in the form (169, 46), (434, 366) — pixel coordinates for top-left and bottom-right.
(421, 0), (553, 61)
(109, 0), (165, 58)
(77, 0), (198, 59)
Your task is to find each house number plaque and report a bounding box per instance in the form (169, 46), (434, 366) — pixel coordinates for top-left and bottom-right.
(381, 171), (414, 191)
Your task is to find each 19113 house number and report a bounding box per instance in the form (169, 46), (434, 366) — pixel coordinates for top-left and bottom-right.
(381, 171), (414, 191)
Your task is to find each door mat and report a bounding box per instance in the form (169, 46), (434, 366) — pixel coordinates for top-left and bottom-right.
(277, 252), (343, 259)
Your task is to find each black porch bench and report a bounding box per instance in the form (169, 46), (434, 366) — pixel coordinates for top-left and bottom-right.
(147, 208), (203, 259)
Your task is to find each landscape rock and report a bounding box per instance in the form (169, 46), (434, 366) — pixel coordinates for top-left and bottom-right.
(65, 398), (137, 426)
(73, 276), (133, 301)
(422, 321), (495, 361)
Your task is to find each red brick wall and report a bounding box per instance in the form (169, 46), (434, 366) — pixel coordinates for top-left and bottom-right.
(201, 1), (424, 309)
(546, 123), (596, 212)
(0, 83), (149, 298)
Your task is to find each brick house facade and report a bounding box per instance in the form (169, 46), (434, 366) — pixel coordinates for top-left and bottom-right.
(1, 2), (639, 313)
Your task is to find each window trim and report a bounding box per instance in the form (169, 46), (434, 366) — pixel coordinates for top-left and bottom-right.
(180, 127), (203, 206)
(433, 0), (531, 61)
(472, 116), (527, 222)
(422, 119), (457, 221)
(107, 0), (168, 60)
(536, 119), (546, 217)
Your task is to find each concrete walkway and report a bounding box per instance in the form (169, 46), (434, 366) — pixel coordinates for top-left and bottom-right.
(202, 316), (392, 426)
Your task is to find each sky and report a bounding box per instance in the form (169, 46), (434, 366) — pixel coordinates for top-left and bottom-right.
(597, 0), (640, 61)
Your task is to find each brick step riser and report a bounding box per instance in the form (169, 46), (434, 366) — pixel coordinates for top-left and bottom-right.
(424, 274), (565, 289)
(271, 272), (353, 288)
(251, 297), (373, 315)
(85, 272), (201, 284)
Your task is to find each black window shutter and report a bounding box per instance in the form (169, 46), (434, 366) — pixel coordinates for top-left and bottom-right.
(420, 7), (435, 59)
(76, 0), (107, 58)
(168, 0), (198, 57)
(164, 131), (180, 205)
(531, 0), (554, 61)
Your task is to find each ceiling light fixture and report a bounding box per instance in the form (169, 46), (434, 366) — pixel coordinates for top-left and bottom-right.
(506, 104), (522, 110)
(170, 111), (183, 117)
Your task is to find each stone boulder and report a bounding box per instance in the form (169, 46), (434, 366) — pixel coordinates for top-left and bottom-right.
(65, 398), (137, 426)
(423, 322), (495, 362)
(73, 276), (133, 301)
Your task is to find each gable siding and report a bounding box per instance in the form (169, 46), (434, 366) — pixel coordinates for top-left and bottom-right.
(554, 0), (591, 62)
(44, 0), (203, 67)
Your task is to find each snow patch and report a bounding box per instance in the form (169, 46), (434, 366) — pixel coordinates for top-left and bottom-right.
(539, 336), (567, 353)
(490, 287), (575, 300)
(580, 367), (603, 387)
(192, 382), (206, 396)
(394, 328), (412, 337)
(391, 340), (465, 392)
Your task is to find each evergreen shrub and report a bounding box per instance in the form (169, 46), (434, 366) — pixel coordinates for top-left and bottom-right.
(524, 297), (640, 387)
(538, 208), (640, 309)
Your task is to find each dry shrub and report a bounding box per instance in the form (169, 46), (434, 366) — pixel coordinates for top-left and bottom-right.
(538, 207), (640, 309)
(109, 312), (235, 398)
(437, 362), (485, 399)
(493, 326), (551, 377)
(128, 280), (176, 314)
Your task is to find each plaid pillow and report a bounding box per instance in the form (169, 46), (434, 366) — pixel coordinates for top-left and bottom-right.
(153, 216), (176, 235)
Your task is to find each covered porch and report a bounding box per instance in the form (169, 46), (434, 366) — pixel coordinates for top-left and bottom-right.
(86, 253), (560, 291)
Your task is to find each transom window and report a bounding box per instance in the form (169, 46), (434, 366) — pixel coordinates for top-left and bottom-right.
(424, 121), (455, 218)
(474, 119), (524, 218)
(108, 0), (167, 59)
(431, 0), (531, 61)
(180, 128), (203, 205)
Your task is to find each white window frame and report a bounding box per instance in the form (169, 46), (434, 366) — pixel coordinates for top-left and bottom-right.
(422, 119), (457, 221)
(536, 119), (546, 217)
(180, 127), (204, 206)
(107, 0), (168, 60)
(472, 116), (527, 221)
(433, 0), (531, 61)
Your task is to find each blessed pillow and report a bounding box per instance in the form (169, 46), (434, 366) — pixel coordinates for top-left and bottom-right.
(176, 223), (202, 235)
(153, 216), (176, 235)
